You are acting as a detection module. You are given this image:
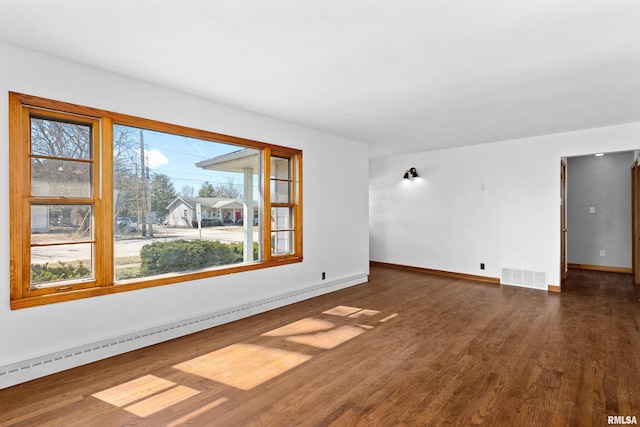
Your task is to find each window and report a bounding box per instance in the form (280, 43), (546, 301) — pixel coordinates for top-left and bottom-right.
(9, 93), (302, 309)
(270, 155), (296, 255)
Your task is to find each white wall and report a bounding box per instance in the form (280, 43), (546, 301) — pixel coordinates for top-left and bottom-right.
(0, 42), (369, 368)
(370, 122), (640, 289)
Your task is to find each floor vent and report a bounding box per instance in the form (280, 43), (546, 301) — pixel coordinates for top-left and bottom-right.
(0, 273), (368, 390)
(501, 268), (547, 289)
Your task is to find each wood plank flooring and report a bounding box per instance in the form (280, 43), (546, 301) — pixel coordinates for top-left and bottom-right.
(1, 266), (639, 426)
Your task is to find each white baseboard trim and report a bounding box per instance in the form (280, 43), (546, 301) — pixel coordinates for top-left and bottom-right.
(0, 273), (368, 390)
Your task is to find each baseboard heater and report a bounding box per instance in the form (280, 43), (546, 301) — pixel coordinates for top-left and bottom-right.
(501, 268), (547, 289)
(0, 273), (368, 390)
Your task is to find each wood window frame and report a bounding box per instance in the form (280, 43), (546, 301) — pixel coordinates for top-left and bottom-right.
(265, 150), (303, 259)
(9, 92), (303, 309)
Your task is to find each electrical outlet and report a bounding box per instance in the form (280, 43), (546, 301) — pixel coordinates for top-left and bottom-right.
(600, 250), (605, 257)
(480, 263), (485, 270)
(322, 272), (326, 280)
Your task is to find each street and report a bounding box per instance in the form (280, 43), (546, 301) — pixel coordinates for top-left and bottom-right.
(32, 225), (258, 265)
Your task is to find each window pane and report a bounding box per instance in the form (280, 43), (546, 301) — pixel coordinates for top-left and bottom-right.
(270, 180), (290, 203)
(31, 243), (93, 288)
(270, 157), (290, 179)
(31, 204), (92, 244)
(271, 231), (293, 255)
(112, 125), (261, 281)
(31, 117), (91, 160)
(271, 207), (292, 230)
(31, 158), (92, 198)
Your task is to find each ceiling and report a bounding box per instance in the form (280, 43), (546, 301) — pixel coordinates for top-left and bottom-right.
(1, 1), (639, 158)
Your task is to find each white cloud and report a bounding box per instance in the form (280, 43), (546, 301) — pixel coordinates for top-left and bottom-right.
(144, 148), (169, 169)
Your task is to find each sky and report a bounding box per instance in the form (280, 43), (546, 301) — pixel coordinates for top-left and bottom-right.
(114, 125), (260, 197)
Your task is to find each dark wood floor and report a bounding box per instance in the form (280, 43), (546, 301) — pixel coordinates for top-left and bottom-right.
(1, 266), (639, 426)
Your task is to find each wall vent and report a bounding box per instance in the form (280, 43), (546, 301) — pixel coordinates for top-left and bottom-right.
(501, 268), (547, 289)
(0, 273), (368, 390)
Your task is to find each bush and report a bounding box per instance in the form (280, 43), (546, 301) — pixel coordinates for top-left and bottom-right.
(140, 239), (258, 276)
(31, 262), (91, 284)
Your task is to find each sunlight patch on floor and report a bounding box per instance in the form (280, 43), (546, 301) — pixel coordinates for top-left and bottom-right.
(322, 305), (363, 316)
(286, 325), (367, 350)
(323, 305), (381, 319)
(348, 309), (381, 318)
(91, 304), (394, 419)
(379, 313), (398, 323)
(92, 375), (174, 407)
(125, 385), (200, 417)
(92, 374), (200, 417)
(173, 343), (312, 390)
(261, 317), (335, 337)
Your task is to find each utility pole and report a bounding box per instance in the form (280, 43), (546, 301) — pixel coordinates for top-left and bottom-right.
(146, 165), (153, 237)
(140, 130), (147, 237)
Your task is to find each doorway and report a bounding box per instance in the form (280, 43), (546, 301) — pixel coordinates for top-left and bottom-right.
(562, 151), (638, 288)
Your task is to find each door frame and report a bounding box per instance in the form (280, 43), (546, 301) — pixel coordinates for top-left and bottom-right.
(560, 159), (568, 288)
(632, 158), (640, 285)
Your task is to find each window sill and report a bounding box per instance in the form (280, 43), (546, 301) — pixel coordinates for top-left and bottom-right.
(10, 256), (302, 310)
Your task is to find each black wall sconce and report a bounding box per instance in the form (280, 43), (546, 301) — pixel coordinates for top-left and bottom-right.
(403, 167), (419, 179)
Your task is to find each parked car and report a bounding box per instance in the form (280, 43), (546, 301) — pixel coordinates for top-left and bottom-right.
(116, 217), (131, 229)
(116, 217), (137, 232)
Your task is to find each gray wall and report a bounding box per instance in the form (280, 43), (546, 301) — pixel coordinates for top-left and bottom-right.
(567, 151), (634, 268)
